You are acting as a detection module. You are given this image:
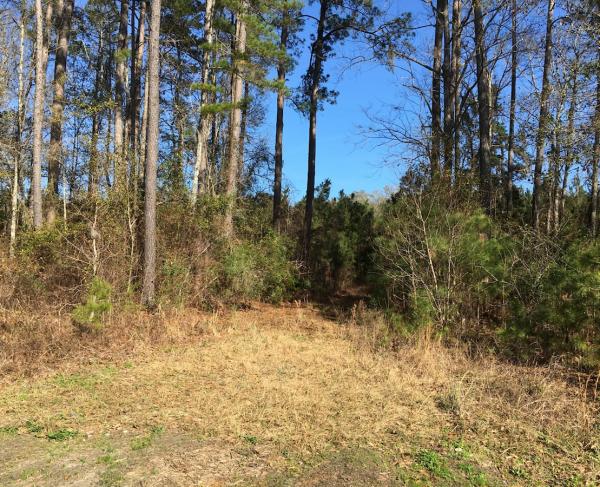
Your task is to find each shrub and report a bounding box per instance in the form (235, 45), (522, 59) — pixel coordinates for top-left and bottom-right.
(71, 277), (112, 332)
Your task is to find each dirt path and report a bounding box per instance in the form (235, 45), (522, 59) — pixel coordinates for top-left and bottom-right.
(0, 305), (598, 485)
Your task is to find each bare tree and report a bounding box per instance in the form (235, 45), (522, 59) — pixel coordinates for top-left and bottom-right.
(10, 0), (26, 255)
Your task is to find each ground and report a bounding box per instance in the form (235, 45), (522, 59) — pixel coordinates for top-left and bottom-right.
(0, 304), (598, 486)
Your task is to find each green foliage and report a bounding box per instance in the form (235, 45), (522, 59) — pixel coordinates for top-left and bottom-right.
(71, 277), (112, 332)
(46, 428), (78, 441)
(310, 182), (376, 291)
(220, 233), (298, 304)
(415, 449), (453, 480)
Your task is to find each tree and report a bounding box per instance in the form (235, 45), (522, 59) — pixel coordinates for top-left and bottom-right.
(532, 0), (555, 231)
(10, 0), (26, 256)
(473, 0), (492, 212)
(506, 0), (517, 213)
(31, 0), (46, 229)
(114, 0), (130, 192)
(223, 2), (248, 238)
(191, 0), (215, 204)
(47, 0), (75, 224)
(141, 0), (162, 307)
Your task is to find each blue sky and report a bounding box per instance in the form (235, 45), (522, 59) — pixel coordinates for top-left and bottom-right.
(259, 0), (430, 200)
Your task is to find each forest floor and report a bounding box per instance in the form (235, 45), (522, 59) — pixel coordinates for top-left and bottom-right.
(0, 303), (599, 486)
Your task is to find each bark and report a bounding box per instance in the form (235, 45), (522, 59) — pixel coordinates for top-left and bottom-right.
(191, 0), (215, 204)
(303, 0), (327, 260)
(591, 74), (600, 237)
(506, 0), (517, 213)
(560, 61), (579, 224)
(32, 0), (47, 229)
(532, 0), (555, 231)
(451, 0), (461, 175)
(10, 1), (26, 257)
(273, 15), (289, 231)
(89, 30), (105, 196)
(223, 5), (247, 237)
(114, 0), (130, 192)
(431, 0), (445, 180)
(130, 0), (146, 181)
(141, 0), (161, 307)
(47, 0), (74, 224)
(442, 0), (452, 177)
(473, 0), (492, 212)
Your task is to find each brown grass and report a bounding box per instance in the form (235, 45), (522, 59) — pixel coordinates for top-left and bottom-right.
(0, 304), (598, 485)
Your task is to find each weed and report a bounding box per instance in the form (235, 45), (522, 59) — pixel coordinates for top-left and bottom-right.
(25, 419), (43, 434)
(415, 449), (453, 480)
(0, 425), (18, 435)
(243, 435), (258, 445)
(130, 425), (164, 451)
(46, 428), (78, 441)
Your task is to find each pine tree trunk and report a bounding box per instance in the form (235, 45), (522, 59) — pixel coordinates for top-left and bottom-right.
(223, 4), (247, 237)
(431, 0), (445, 180)
(192, 0), (215, 204)
(451, 0), (461, 175)
(442, 0), (453, 177)
(473, 0), (492, 212)
(47, 0), (74, 224)
(32, 0), (47, 230)
(303, 0), (327, 260)
(532, 0), (555, 231)
(141, 0), (161, 307)
(506, 0), (517, 213)
(130, 0), (146, 182)
(114, 0), (130, 193)
(560, 60), (579, 225)
(591, 74), (600, 237)
(273, 15), (289, 232)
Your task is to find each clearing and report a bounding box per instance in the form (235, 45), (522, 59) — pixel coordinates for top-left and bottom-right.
(0, 304), (598, 486)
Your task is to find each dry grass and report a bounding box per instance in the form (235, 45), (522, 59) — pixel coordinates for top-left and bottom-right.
(0, 304), (598, 485)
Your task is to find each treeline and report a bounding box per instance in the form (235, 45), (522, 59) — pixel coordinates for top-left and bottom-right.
(0, 0), (599, 366)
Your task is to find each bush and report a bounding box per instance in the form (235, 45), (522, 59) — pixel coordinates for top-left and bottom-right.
(71, 277), (112, 332)
(219, 233), (299, 304)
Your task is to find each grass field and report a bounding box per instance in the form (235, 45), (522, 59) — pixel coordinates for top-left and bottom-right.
(0, 304), (598, 485)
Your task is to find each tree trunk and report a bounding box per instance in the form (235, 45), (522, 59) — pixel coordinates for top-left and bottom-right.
(130, 0), (146, 184)
(32, 0), (47, 230)
(431, 0), (445, 180)
(10, 0), (26, 256)
(303, 0), (327, 260)
(223, 4), (247, 237)
(141, 0), (161, 307)
(451, 0), (461, 176)
(591, 74), (600, 237)
(273, 14), (289, 231)
(532, 0), (555, 231)
(560, 59), (579, 225)
(114, 0), (130, 192)
(47, 0), (74, 224)
(192, 0), (215, 204)
(506, 0), (517, 213)
(442, 0), (453, 177)
(473, 0), (492, 212)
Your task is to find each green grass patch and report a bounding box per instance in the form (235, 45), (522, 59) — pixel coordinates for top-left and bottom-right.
(46, 428), (78, 441)
(130, 425), (164, 451)
(415, 449), (453, 480)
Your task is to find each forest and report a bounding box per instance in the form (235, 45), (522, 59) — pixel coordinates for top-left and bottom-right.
(0, 0), (599, 485)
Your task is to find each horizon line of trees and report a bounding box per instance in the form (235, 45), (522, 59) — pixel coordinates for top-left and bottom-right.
(0, 0), (599, 308)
